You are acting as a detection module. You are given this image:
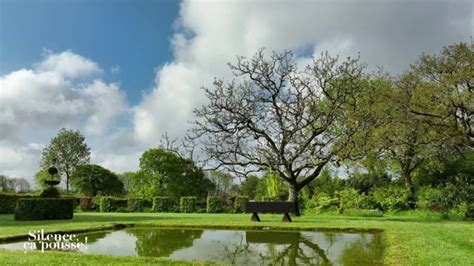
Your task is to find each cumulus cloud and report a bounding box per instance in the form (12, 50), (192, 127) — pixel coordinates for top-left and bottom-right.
(0, 50), (127, 184)
(35, 50), (102, 79)
(132, 0), (472, 145)
(0, 51), (126, 140)
(1, 0), (471, 186)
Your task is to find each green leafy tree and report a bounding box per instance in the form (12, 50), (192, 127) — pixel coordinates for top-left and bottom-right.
(134, 148), (214, 200)
(129, 170), (163, 199)
(255, 172), (288, 201)
(40, 128), (90, 194)
(117, 172), (133, 194)
(409, 42), (473, 148)
(71, 164), (124, 196)
(240, 175), (259, 199)
(34, 169), (51, 189)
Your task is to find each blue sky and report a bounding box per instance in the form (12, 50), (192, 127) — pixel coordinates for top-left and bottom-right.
(0, 0), (471, 185)
(1, 0), (179, 105)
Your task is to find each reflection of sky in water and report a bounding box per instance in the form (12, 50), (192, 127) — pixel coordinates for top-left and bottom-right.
(80, 231), (137, 256)
(0, 228), (382, 265)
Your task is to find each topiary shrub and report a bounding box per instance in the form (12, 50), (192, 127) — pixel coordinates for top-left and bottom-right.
(206, 196), (223, 213)
(0, 193), (34, 214)
(14, 198), (74, 221)
(79, 197), (93, 211)
(127, 198), (150, 212)
(99, 197), (127, 212)
(180, 196), (196, 213)
(40, 187), (60, 198)
(234, 196), (249, 213)
(152, 197), (175, 212)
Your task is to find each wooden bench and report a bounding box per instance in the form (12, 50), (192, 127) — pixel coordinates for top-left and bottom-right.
(246, 201), (296, 222)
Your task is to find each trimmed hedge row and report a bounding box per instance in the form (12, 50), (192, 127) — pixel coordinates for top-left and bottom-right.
(152, 197), (175, 212)
(180, 197), (197, 213)
(99, 197), (128, 212)
(14, 198), (74, 221)
(207, 196), (223, 213)
(127, 198), (152, 212)
(0, 193), (34, 214)
(234, 196), (249, 213)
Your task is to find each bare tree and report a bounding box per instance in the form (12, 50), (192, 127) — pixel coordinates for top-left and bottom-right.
(190, 49), (369, 215)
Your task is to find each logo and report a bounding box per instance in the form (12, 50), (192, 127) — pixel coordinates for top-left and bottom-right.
(23, 229), (88, 253)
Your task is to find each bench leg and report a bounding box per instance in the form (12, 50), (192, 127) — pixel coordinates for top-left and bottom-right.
(282, 212), (292, 222)
(251, 212), (261, 222)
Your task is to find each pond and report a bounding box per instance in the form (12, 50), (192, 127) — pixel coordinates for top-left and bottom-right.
(0, 227), (384, 265)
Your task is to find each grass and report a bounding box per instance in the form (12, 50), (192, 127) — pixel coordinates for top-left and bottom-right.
(0, 212), (472, 265)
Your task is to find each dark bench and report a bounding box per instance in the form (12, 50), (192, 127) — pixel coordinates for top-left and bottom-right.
(245, 201), (296, 222)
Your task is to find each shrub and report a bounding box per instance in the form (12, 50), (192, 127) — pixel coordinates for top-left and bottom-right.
(465, 204), (474, 221)
(91, 196), (102, 211)
(305, 192), (338, 213)
(341, 209), (384, 217)
(0, 193), (34, 214)
(99, 197), (127, 212)
(152, 197), (175, 212)
(234, 196), (249, 213)
(79, 197), (93, 211)
(372, 186), (410, 211)
(337, 188), (378, 212)
(206, 196), (223, 213)
(180, 196), (196, 213)
(127, 198), (150, 212)
(417, 187), (446, 210)
(14, 198), (74, 221)
(39, 187), (60, 198)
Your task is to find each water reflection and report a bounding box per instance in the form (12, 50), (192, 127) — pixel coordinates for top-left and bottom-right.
(0, 228), (384, 265)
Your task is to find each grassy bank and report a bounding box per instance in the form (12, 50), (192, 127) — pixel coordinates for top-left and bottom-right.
(0, 212), (472, 265)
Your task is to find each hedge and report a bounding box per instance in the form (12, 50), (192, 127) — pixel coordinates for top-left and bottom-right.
(39, 187), (60, 198)
(99, 197), (128, 212)
(0, 193), (34, 214)
(127, 198), (151, 212)
(14, 198), (74, 221)
(207, 196), (223, 213)
(180, 196), (197, 213)
(234, 196), (249, 213)
(152, 197), (175, 212)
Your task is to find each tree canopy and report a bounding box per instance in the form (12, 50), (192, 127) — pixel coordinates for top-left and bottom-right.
(40, 128), (90, 194)
(191, 49), (372, 215)
(71, 164), (124, 197)
(130, 148), (214, 200)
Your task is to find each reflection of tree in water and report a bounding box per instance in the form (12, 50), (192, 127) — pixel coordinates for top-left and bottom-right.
(129, 228), (203, 257)
(213, 231), (332, 265)
(341, 234), (384, 265)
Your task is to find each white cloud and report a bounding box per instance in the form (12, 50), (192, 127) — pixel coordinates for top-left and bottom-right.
(0, 50), (128, 185)
(35, 50), (102, 79)
(132, 0), (472, 145)
(1, 0), (471, 186)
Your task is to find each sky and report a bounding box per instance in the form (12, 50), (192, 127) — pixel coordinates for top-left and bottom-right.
(0, 0), (472, 186)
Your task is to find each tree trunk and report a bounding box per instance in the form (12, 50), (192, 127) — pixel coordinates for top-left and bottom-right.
(403, 171), (416, 209)
(66, 172), (69, 195)
(289, 184), (301, 216)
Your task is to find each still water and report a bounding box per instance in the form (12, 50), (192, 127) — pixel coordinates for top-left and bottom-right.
(0, 227), (384, 265)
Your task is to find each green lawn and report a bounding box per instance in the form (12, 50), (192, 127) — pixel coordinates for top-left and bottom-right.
(0, 212), (472, 265)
